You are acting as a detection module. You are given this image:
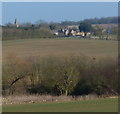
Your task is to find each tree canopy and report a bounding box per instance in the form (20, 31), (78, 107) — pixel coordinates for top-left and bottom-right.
(79, 22), (92, 32)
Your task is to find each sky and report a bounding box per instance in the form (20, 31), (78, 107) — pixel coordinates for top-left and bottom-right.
(2, 2), (118, 25)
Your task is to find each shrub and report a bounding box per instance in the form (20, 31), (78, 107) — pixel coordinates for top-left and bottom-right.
(2, 54), (118, 96)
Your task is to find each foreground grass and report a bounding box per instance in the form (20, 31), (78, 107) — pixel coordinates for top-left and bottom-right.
(3, 98), (118, 112)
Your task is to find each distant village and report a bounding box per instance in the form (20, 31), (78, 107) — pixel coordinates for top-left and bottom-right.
(13, 18), (91, 38)
(4, 18), (117, 40)
(52, 26), (91, 38)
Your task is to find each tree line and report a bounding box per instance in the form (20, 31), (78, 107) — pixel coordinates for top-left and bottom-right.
(82, 17), (118, 24)
(60, 17), (118, 25)
(4, 16), (118, 28)
(2, 27), (56, 40)
(3, 55), (118, 96)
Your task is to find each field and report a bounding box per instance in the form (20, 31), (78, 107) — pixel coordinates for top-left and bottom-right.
(3, 98), (118, 112)
(3, 38), (118, 59)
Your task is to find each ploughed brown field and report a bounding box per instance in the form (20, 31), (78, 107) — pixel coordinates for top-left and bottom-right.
(2, 38), (118, 59)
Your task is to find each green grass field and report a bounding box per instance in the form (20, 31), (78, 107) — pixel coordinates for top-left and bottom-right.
(3, 98), (118, 112)
(3, 38), (118, 59)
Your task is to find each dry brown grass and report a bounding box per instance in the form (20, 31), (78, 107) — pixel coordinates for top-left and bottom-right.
(2, 94), (99, 105)
(3, 38), (118, 59)
(3, 94), (118, 105)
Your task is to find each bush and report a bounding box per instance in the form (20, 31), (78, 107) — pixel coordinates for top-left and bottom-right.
(2, 55), (118, 96)
(2, 27), (55, 40)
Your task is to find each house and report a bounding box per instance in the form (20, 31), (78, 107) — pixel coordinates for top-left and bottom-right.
(52, 30), (59, 36)
(65, 29), (69, 36)
(56, 25), (91, 38)
(67, 25), (79, 30)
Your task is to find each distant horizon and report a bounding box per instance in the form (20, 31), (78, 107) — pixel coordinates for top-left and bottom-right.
(2, 2), (118, 25)
(2, 16), (118, 26)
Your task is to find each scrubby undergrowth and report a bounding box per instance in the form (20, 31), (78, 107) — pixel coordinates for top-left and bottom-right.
(2, 54), (118, 96)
